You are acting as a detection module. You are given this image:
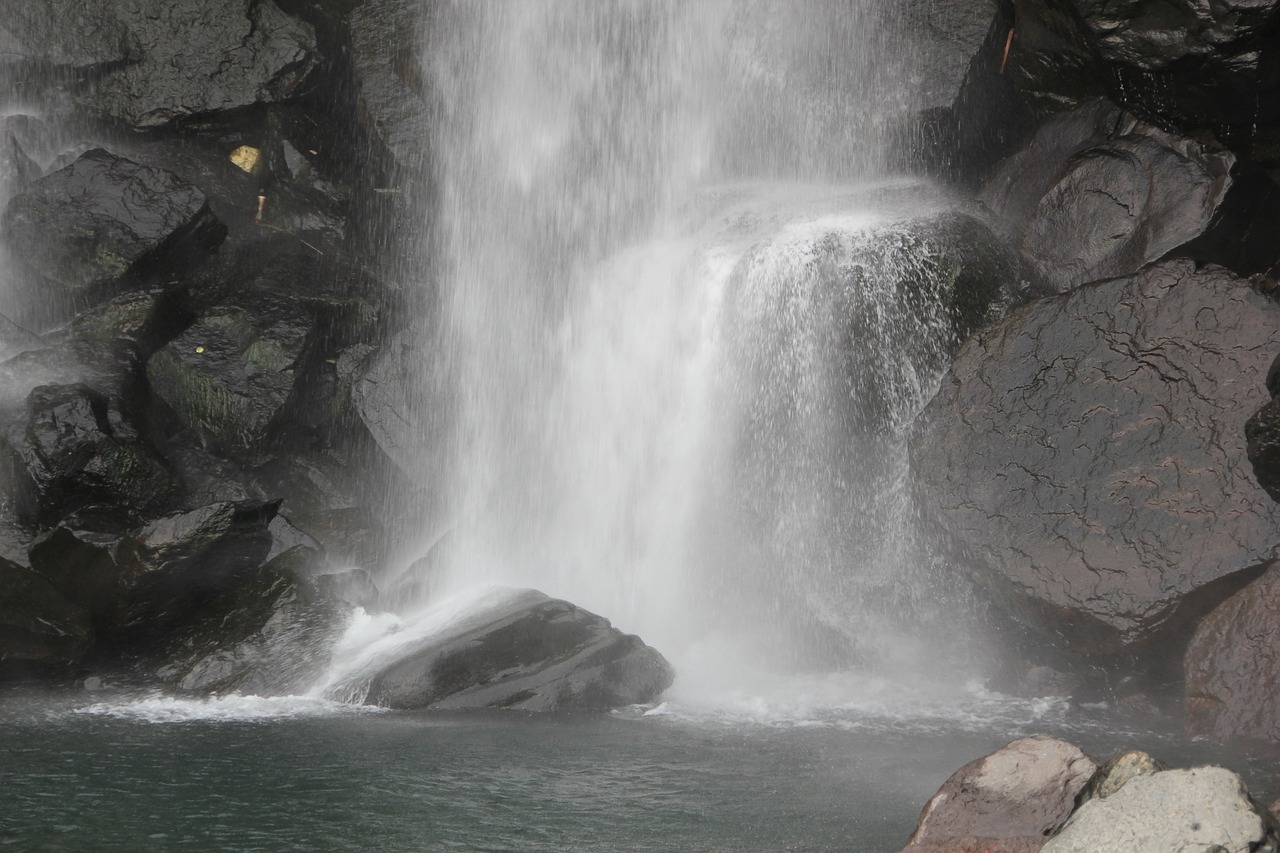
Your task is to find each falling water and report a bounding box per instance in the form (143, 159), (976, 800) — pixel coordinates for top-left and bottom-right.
(384, 0), (990, 695)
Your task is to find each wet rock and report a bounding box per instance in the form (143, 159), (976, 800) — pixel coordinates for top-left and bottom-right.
(361, 589), (674, 712)
(1185, 562), (1280, 743)
(0, 124), (39, 196)
(114, 499), (279, 640)
(1, 149), (223, 322)
(1043, 766), (1275, 853)
(901, 736), (1096, 853)
(1008, 117), (1234, 293)
(349, 0), (433, 182)
(0, 313), (40, 364)
(27, 523), (127, 629)
(146, 288), (312, 466)
(158, 546), (350, 695)
(1246, 399), (1280, 503)
(1003, 0), (1280, 164)
(2, 383), (180, 528)
(911, 260), (1280, 658)
(7, 0), (320, 128)
(0, 555), (93, 677)
(1074, 750), (1166, 809)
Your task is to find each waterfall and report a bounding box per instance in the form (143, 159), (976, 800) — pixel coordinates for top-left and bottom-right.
(383, 0), (985, 688)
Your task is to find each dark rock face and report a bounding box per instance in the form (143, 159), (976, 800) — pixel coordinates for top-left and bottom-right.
(349, 0), (433, 181)
(1074, 750), (1166, 808)
(981, 105), (1238, 292)
(0, 556), (93, 677)
(3, 383), (179, 528)
(1185, 562), (1280, 743)
(351, 329), (450, 480)
(27, 523), (127, 629)
(158, 546), (353, 694)
(901, 736), (1097, 853)
(114, 500), (279, 639)
(0, 0), (318, 128)
(1004, 0), (1280, 164)
(1, 149), (224, 319)
(362, 589), (674, 712)
(146, 290), (312, 466)
(911, 260), (1280, 655)
(1246, 397), (1280, 502)
(1043, 767), (1274, 853)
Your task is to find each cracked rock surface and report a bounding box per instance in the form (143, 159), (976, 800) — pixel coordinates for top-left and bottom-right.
(1185, 561), (1280, 743)
(910, 259), (1280, 653)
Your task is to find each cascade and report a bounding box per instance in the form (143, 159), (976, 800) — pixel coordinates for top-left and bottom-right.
(359, 0), (997, 693)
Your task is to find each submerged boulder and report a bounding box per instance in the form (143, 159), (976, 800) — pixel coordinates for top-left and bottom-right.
(1043, 767), (1275, 852)
(901, 736), (1097, 853)
(1, 149), (223, 320)
(360, 589), (673, 712)
(1185, 561), (1280, 744)
(911, 260), (1280, 659)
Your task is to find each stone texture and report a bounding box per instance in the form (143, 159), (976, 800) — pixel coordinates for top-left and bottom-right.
(2, 383), (180, 528)
(0, 556), (93, 676)
(361, 589), (674, 712)
(1, 149), (223, 313)
(902, 736), (1097, 853)
(1043, 767), (1274, 852)
(1074, 750), (1167, 807)
(1185, 562), (1280, 743)
(911, 260), (1280, 655)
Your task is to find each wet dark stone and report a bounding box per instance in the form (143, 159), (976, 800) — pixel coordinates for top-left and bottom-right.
(363, 589), (674, 712)
(1247, 397), (1280, 503)
(114, 499), (279, 641)
(1, 149), (224, 323)
(901, 736), (1097, 853)
(27, 523), (127, 630)
(0, 555), (93, 678)
(2, 383), (180, 528)
(146, 288), (312, 466)
(157, 545), (351, 695)
(0, 0), (317, 127)
(983, 106), (1238, 292)
(911, 260), (1280, 658)
(1185, 562), (1280, 744)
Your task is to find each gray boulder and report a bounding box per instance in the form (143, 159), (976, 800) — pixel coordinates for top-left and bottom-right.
(1, 149), (223, 320)
(1043, 767), (1276, 852)
(911, 260), (1280, 656)
(0, 0), (317, 128)
(1185, 561), (1280, 743)
(360, 589), (673, 712)
(901, 736), (1097, 853)
(0, 556), (93, 677)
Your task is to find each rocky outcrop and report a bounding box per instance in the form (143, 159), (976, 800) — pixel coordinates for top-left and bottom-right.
(0, 556), (93, 678)
(901, 736), (1097, 853)
(911, 260), (1280, 658)
(3, 383), (180, 528)
(1073, 750), (1166, 808)
(0, 0), (318, 128)
(1185, 561), (1280, 743)
(1, 149), (224, 322)
(1043, 767), (1276, 852)
(361, 589), (674, 712)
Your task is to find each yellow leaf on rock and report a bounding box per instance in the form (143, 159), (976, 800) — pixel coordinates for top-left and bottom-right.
(230, 146), (260, 173)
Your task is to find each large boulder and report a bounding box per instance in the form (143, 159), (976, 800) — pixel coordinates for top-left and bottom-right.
(980, 104), (1248, 292)
(2, 383), (180, 528)
(1185, 561), (1280, 743)
(356, 589), (673, 712)
(157, 546), (359, 695)
(0, 556), (93, 677)
(146, 288), (313, 466)
(1043, 766), (1276, 852)
(0, 0), (317, 128)
(1, 149), (224, 322)
(901, 736), (1097, 853)
(113, 499), (279, 640)
(911, 260), (1280, 658)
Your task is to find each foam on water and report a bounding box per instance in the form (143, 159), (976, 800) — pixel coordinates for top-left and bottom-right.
(70, 693), (381, 724)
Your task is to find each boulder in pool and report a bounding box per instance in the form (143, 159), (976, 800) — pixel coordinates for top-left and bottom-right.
(362, 589), (674, 712)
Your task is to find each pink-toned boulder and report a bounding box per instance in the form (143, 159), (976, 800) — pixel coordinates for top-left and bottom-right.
(1185, 561), (1280, 743)
(901, 736), (1097, 853)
